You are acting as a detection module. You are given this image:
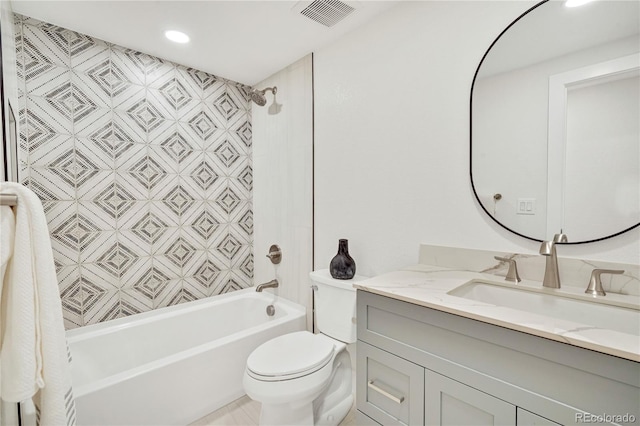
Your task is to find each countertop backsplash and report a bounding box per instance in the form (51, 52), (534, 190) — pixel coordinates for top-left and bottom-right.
(418, 244), (640, 296)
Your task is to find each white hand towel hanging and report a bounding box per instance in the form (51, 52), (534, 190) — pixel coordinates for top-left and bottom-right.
(0, 182), (76, 425)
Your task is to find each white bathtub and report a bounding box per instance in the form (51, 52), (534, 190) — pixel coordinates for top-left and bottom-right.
(66, 288), (306, 425)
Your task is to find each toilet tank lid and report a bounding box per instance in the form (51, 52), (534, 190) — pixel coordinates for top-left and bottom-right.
(310, 269), (369, 290)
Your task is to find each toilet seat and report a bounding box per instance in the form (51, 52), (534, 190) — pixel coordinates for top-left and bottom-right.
(246, 331), (335, 381)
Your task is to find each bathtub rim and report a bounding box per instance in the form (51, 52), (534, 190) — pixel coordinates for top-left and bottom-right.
(67, 287), (303, 341)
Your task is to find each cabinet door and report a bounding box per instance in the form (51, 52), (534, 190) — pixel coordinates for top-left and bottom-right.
(357, 341), (425, 425)
(425, 369), (516, 425)
(357, 410), (383, 426)
(517, 408), (561, 425)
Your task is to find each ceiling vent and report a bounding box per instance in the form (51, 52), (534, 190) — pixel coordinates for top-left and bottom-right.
(295, 0), (357, 28)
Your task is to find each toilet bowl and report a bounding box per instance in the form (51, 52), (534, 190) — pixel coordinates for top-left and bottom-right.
(243, 331), (352, 425)
(243, 270), (368, 426)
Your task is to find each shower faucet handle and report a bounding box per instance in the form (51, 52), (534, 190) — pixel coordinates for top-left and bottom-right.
(266, 244), (282, 264)
(494, 256), (521, 283)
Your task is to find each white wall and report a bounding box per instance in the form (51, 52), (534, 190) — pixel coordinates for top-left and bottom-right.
(1, 0), (19, 183)
(252, 54), (314, 329)
(313, 0), (640, 277)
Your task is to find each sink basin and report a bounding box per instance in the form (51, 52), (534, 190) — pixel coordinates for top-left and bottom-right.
(448, 281), (640, 335)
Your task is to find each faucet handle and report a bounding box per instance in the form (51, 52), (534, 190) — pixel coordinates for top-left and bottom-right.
(266, 244), (282, 264)
(494, 256), (521, 283)
(585, 269), (624, 296)
(552, 233), (568, 243)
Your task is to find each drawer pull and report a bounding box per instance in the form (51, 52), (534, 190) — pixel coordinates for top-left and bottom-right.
(367, 380), (405, 404)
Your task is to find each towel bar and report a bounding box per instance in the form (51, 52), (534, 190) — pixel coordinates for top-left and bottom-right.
(0, 193), (18, 206)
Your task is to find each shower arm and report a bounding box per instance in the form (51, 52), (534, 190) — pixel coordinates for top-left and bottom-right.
(260, 86), (277, 95)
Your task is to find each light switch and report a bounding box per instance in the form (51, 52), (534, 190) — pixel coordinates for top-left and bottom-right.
(517, 198), (536, 215)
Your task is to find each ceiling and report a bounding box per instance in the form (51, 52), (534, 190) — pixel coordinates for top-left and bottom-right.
(11, 0), (399, 86)
(477, 0), (640, 78)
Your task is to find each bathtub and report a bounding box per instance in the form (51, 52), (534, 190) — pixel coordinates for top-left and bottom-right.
(66, 288), (306, 425)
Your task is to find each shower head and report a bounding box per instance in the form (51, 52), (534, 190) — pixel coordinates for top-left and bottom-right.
(249, 89), (267, 106)
(249, 86), (277, 107)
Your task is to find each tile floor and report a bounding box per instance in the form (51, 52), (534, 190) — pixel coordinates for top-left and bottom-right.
(189, 396), (260, 426)
(190, 395), (357, 426)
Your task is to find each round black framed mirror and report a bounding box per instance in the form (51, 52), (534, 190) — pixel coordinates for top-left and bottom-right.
(470, 0), (640, 244)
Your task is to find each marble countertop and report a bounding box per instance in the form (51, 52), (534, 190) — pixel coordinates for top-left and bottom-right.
(354, 265), (640, 362)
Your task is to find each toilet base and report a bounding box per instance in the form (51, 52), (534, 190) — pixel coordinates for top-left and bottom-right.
(314, 394), (353, 426)
(260, 401), (314, 426)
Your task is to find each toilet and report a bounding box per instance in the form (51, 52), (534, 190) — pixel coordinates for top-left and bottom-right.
(243, 269), (368, 426)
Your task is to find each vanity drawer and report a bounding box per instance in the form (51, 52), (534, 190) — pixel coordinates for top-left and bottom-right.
(357, 341), (424, 426)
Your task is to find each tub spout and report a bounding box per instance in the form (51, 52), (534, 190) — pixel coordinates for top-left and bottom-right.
(255, 279), (279, 292)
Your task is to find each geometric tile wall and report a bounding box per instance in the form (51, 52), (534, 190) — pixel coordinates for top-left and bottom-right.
(14, 14), (254, 329)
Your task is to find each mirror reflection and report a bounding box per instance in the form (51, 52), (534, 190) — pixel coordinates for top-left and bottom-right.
(471, 0), (640, 243)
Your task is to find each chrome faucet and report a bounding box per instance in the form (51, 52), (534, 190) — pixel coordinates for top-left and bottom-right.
(255, 279), (279, 292)
(539, 233), (568, 289)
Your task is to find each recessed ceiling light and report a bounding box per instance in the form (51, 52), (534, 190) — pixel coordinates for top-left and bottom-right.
(565, 0), (594, 7)
(165, 30), (190, 43)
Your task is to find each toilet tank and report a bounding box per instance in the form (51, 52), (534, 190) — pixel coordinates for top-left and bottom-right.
(310, 269), (369, 344)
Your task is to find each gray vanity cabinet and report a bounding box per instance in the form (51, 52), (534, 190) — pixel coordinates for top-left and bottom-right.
(516, 409), (561, 426)
(424, 369), (515, 425)
(358, 345), (516, 425)
(357, 341), (424, 425)
(356, 290), (639, 426)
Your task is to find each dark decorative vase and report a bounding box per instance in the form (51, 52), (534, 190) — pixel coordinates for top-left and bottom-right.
(330, 239), (356, 280)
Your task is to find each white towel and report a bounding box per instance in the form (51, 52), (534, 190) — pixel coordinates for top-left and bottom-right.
(0, 182), (76, 425)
